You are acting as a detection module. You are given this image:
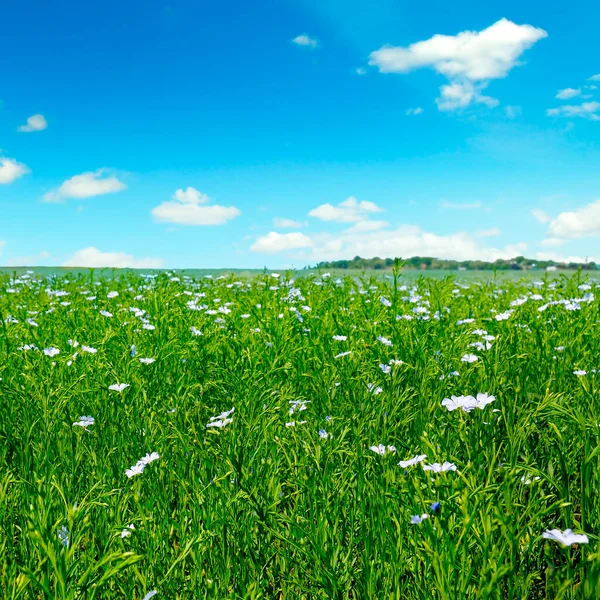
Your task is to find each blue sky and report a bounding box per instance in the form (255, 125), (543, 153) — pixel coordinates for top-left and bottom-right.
(1, 0), (599, 269)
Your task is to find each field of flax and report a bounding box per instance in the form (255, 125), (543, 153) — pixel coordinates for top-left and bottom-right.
(1, 268), (599, 599)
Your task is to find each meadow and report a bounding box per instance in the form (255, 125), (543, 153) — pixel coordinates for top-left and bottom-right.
(1, 267), (599, 599)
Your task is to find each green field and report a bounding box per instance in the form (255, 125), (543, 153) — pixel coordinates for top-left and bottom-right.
(1, 268), (599, 598)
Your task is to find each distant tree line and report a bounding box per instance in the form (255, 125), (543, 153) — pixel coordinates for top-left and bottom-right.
(311, 255), (598, 271)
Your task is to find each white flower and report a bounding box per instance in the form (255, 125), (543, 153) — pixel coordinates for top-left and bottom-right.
(318, 428), (328, 439)
(125, 463), (144, 478)
(520, 475), (541, 485)
(379, 363), (391, 374)
(367, 383), (383, 395)
(461, 353), (478, 363)
(190, 326), (203, 336)
(542, 528), (589, 547)
(107, 291), (119, 299)
(68, 339), (80, 347)
(43, 347), (60, 357)
(370, 444), (396, 456)
(574, 370), (587, 376)
(139, 358), (155, 364)
(377, 336), (393, 347)
(100, 310), (113, 318)
(423, 461), (457, 473)
(380, 296), (392, 307)
(142, 591), (158, 600)
(495, 310), (513, 322)
(109, 383), (130, 392)
(332, 335), (347, 341)
(121, 524), (135, 538)
(73, 416), (95, 428)
(398, 454), (427, 468)
(139, 452), (160, 466)
(410, 514), (429, 524)
(81, 345), (97, 353)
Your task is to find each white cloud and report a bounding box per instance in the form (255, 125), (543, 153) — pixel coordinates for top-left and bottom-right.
(292, 34), (318, 48)
(441, 201), (481, 210)
(298, 225), (527, 262)
(250, 232), (313, 254)
(5, 251), (51, 267)
(531, 208), (550, 223)
(18, 114), (47, 132)
(555, 88), (581, 100)
(476, 227), (501, 237)
(540, 238), (564, 247)
(308, 196), (383, 223)
(589, 74), (600, 81)
(0, 157), (30, 184)
(273, 217), (303, 228)
(43, 169), (126, 201)
(547, 199), (600, 239)
(355, 67), (367, 76)
(405, 107), (423, 116)
(536, 251), (596, 264)
(436, 80), (498, 111)
(63, 247), (164, 269)
(368, 18), (547, 111)
(152, 187), (240, 226)
(546, 101), (600, 120)
(504, 105), (522, 119)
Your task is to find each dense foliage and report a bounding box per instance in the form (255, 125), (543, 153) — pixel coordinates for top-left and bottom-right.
(1, 269), (599, 599)
(314, 255), (598, 271)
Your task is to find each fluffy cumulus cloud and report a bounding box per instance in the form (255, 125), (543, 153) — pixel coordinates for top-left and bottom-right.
(250, 232), (313, 254)
(63, 247), (164, 269)
(368, 18), (547, 111)
(152, 187), (240, 226)
(18, 114), (47, 132)
(589, 74), (600, 82)
(0, 157), (30, 184)
(273, 217), (303, 228)
(546, 199), (600, 239)
(308, 196), (383, 223)
(43, 169), (126, 201)
(546, 101), (600, 120)
(292, 34), (318, 48)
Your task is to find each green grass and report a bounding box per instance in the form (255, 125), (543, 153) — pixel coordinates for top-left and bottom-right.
(1, 268), (599, 599)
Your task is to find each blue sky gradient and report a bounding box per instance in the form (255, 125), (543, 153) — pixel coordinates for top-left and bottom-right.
(1, 0), (599, 268)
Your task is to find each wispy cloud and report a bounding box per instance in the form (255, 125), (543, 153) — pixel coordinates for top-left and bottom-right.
(18, 114), (48, 132)
(309, 196), (383, 223)
(292, 34), (318, 48)
(63, 247), (164, 268)
(43, 169), (126, 202)
(547, 101), (600, 120)
(405, 107), (423, 116)
(555, 88), (581, 100)
(273, 217), (303, 228)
